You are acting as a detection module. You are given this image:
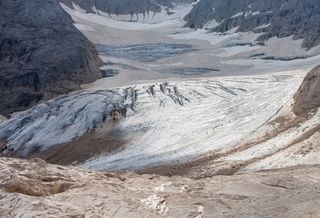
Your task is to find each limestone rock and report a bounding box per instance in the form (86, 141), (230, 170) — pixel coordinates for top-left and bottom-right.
(293, 65), (320, 115)
(1, 157), (320, 217)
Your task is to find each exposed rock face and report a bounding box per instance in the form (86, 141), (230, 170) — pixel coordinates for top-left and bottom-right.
(185, 0), (320, 48)
(1, 157), (320, 217)
(293, 65), (320, 115)
(0, 0), (103, 116)
(60, 0), (195, 15)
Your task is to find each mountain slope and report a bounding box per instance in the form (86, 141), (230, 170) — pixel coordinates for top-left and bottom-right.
(0, 0), (103, 116)
(60, 0), (195, 15)
(185, 0), (320, 48)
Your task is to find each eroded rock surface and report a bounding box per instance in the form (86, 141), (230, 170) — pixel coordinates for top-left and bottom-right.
(293, 65), (320, 115)
(0, 157), (320, 217)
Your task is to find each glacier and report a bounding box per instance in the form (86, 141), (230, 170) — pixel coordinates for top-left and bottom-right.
(0, 73), (303, 171)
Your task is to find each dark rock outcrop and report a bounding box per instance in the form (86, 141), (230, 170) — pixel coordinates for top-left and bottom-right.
(185, 0), (320, 48)
(293, 65), (320, 115)
(60, 0), (195, 16)
(0, 0), (103, 116)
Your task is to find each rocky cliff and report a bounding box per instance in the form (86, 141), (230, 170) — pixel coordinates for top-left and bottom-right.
(293, 65), (320, 115)
(0, 0), (103, 116)
(185, 0), (320, 48)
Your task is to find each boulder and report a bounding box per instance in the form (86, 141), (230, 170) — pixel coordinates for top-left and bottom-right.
(293, 65), (320, 115)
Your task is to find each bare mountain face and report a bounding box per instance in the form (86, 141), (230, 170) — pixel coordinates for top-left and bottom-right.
(185, 0), (320, 48)
(0, 0), (103, 116)
(293, 65), (320, 115)
(60, 0), (196, 16)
